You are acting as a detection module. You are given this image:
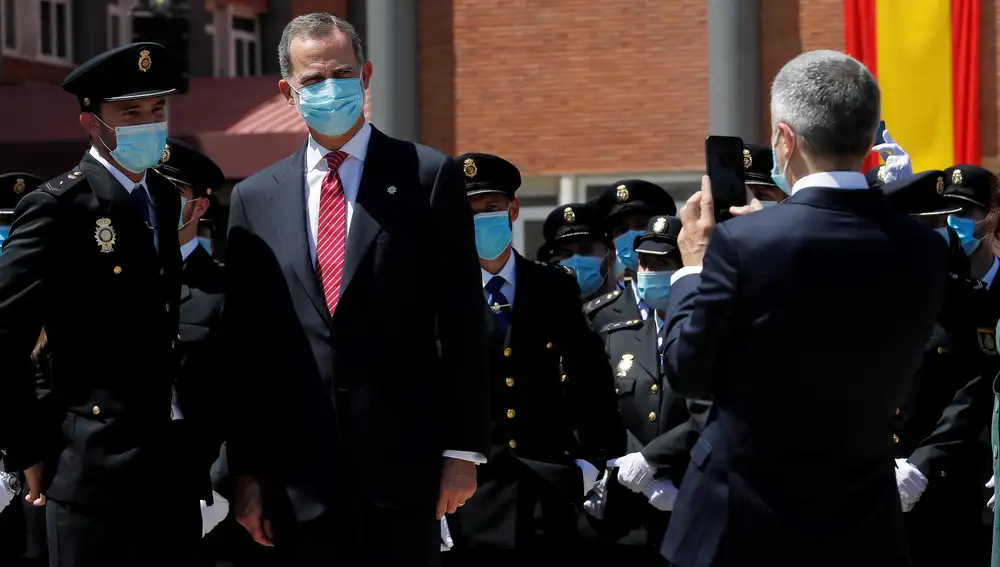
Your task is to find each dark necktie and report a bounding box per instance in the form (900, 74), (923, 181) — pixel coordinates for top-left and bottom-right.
(130, 184), (152, 228)
(485, 275), (511, 336)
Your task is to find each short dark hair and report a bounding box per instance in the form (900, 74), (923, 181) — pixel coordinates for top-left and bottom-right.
(278, 13), (365, 80)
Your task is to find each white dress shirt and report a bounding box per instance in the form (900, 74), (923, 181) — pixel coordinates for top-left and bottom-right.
(984, 257), (999, 290)
(670, 171), (868, 285)
(481, 253), (517, 308)
(88, 146), (158, 251)
(180, 238), (200, 262)
(304, 124), (485, 464)
(304, 122), (372, 266)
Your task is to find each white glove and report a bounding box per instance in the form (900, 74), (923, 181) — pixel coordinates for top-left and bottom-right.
(871, 130), (913, 184)
(987, 475), (995, 511)
(895, 458), (928, 512)
(200, 491), (230, 537)
(643, 477), (678, 511)
(583, 471), (609, 519)
(576, 459), (599, 496)
(0, 481), (12, 514)
(607, 452), (657, 493)
(440, 517), (454, 551)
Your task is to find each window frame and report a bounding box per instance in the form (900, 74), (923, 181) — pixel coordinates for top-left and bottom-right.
(36, 0), (74, 66)
(106, 0), (134, 50)
(230, 16), (261, 78)
(1, 0), (17, 55)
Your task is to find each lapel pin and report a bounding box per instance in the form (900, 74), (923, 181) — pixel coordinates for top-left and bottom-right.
(387, 185), (397, 195)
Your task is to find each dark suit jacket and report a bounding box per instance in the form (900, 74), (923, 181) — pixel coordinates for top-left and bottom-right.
(224, 127), (490, 520)
(660, 187), (948, 567)
(449, 253), (622, 549)
(0, 154), (182, 504)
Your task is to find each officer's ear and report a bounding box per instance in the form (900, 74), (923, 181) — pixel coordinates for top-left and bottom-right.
(509, 197), (520, 223)
(193, 198), (210, 221)
(278, 79), (295, 105)
(79, 112), (102, 141)
(361, 61), (372, 90)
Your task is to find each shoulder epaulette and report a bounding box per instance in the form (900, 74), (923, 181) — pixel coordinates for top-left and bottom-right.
(41, 169), (87, 196)
(585, 289), (623, 314)
(600, 319), (644, 334)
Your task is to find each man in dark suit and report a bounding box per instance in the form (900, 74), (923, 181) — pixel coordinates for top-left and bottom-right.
(223, 13), (489, 566)
(0, 43), (201, 566)
(441, 153), (621, 565)
(660, 50), (948, 567)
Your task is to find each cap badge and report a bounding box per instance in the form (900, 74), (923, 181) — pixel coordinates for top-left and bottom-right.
(653, 216), (666, 234)
(82, 97), (90, 107)
(743, 148), (752, 169)
(138, 49), (152, 72)
(876, 165), (886, 183)
(952, 169), (963, 186)
(563, 207), (575, 223)
(13, 178), (25, 194)
(160, 145), (170, 164)
(936, 176), (945, 194)
(616, 184), (629, 202)
(463, 158), (478, 178)
(94, 218), (117, 254)
(616, 353), (635, 377)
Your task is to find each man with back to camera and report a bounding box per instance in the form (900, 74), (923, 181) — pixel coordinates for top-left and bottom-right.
(0, 42), (203, 566)
(660, 50), (948, 567)
(223, 13), (490, 566)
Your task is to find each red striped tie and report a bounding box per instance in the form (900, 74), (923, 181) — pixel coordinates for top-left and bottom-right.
(316, 151), (349, 315)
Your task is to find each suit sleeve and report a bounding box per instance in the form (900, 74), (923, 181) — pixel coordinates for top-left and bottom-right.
(560, 278), (625, 468)
(662, 223), (740, 399)
(429, 157), (491, 456)
(641, 398), (713, 476)
(0, 191), (63, 470)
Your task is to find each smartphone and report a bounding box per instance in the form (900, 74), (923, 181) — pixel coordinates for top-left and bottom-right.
(875, 120), (886, 145)
(705, 135), (746, 222)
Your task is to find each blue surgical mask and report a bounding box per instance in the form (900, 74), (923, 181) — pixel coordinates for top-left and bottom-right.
(614, 230), (645, 274)
(473, 210), (512, 260)
(293, 78), (365, 137)
(0, 225), (8, 257)
(100, 120), (169, 174)
(934, 227), (951, 246)
(177, 196), (203, 230)
(770, 131), (793, 195)
(946, 215), (980, 255)
(636, 270), (677, 311)
(197, 236), (212, 254)
(560, 255), (606, 298)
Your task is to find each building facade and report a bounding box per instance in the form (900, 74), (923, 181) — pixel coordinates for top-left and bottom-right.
(2, 0), (999, 257)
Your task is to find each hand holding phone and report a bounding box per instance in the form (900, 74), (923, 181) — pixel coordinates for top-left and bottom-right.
(705, 135), (747, 222)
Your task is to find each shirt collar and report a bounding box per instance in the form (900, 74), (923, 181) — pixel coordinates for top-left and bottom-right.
(88, 145), (148, 193)
(180, 237), (199, 261)
(306, 120), (372, 172)
(984, 257), (999, 290)
(790, 171), (868, 195)
(481, 251), (517, 288)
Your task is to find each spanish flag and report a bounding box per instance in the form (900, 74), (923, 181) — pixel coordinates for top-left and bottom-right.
(844, 0), (980, 172)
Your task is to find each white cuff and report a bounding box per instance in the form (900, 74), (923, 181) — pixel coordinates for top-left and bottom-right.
(670, 266), (703, 284)
(443, 450), (487, 464)
(575, 459), (600, 495)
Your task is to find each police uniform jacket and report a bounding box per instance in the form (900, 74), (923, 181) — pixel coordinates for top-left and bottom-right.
(448, 252), (624, 550)
(586, 282), (641, 332)
(0, 153), (182, 505)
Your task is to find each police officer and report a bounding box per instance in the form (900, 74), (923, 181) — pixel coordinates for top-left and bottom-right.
(0, 174), (42, 255)
(743, 144), (786, 204)
(0, 43), (201, 566)
(882, 170), (993, 567)
(539, 202), (614, 302)
(943, 165), (998, 282)
(442, 153), (623, 565)
(586, 181), (676, 332)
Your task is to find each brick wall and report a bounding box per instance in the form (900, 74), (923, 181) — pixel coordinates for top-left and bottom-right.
(1, 56), (71, 85)
(420, 0), (710, 175)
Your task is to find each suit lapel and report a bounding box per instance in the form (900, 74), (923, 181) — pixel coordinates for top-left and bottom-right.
(265, 143), (331, 324)
(148, 174), (181, 268)
(80, 154), (153, 260)
(340, 127), (388, 298)
(634, 317), (660, 378)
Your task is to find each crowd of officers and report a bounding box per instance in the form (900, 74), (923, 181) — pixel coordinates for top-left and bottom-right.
(3, 137), (1000, 566)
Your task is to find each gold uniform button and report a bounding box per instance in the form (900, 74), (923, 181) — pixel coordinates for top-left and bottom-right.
(113, 266), (122, 274)
(895, 408), (901, 416)
(648, 412), (657, 422)
(505, 377), (515, 387)
(508, 439), (517, 449)
(560, 374), (568, 383)
(503, 347), (512, 357)
(651, 384), (659, 393)
(506, 409), (516, 419)
(546, 342), (553, 349)
(615, 388), (620, 394)
(936, 347), (945, 354)
(177, 334), (182, 342)
(165, 304), (170, 313)
(893, 434), (900, 443)
(91, 405), (101, 415)
(940, 470), (947, 478)
(159, 268), (165, 276)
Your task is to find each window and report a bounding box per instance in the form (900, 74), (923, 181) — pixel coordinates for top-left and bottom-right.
(38, 0), (72, 63)
(107, 0), (134, 49)
(231, 16), (260, 77)
(512, 197), (558, 258)
(1, 0), (16, 53)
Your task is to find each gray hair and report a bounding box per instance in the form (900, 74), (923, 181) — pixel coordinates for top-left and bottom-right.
(278, 13), (365, 80)
(770, 50), (880, 160)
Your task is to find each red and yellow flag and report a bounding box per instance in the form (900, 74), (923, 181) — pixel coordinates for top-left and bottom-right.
(844, 0), (980, 172)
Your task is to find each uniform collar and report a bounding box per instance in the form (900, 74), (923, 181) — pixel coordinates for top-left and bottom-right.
(305, 120), (372, 172)
(180, 237), (199, 261)
(481, 249), (517, 288)
(88, 145), (148, 193)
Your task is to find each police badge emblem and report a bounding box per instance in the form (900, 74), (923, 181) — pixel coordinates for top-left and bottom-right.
(742, 148), (752, 169)
(463, 158), (477, 178)
(616, 353), (635, 377)
(13, 178), (25, 194)
(653, 217), (666, 234)
(160, 145), (170, 164)
(616, 184), (629, 202)
(952, 168), (963, 186)
(936, 176), (945, 194)
(563, 207), (575, 223)
(138, 49), (152, 72)
(978, 327), (998, 356)
(95, 218), (116, 253)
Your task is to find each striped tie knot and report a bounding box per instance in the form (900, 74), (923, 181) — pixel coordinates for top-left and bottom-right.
(326, 151), (349, 171)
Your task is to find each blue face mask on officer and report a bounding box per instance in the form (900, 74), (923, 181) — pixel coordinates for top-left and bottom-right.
(292, 76), (365, 137)
(178, 196), (203, 230)
(613, 230), (645, 276)
(946, 215), (981, 255)
(636, 269), (677, 311)
(96, 116), (168, 174)
(0, 225), (8, 257)
(474, 210), (513, 260)
(560, 255), (606, 298)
